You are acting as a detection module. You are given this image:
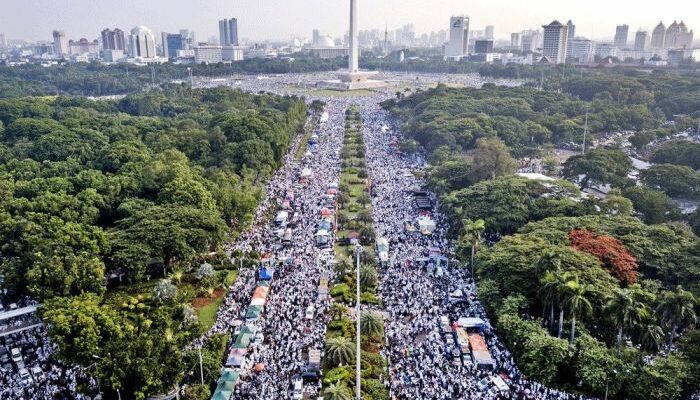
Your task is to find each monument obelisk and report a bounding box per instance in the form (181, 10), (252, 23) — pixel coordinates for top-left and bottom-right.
(333, 0), (385, 90)
(349, 0), (359, 73)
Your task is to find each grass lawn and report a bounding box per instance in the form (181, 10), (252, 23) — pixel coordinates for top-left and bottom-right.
(195, 270), (237, 332)
(312, 89), (376, 97)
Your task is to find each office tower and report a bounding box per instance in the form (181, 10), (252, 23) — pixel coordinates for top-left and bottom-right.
(485, 25), (494, 39)
(0, 34), (6, 49)
(474, 39), (494, 53)
(510, 33), (521, 48)
(52, 30), (68, 55)
(651, 21), (666, 48)
(445, 16), (469, 59)
(128, 26), (156, 58)
(312, 29), (320, 45)
(194, 45), (223, 64)
(568, 38), (595, 63)
(542, 20), (568, 64)
(614, 25), (629, 48)
(565, 20), (575, 58)
(162, 32), (185, 58)
(666, 21), (693, 49)
(68, 38), (99, 55)
(520, 29), (541, 53)
(101, 29), (125, 50)
(219, 18), (238, 46)
(634, 30), (649, 51)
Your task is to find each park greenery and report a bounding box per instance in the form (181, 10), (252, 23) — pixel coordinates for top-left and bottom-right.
(0, 85), (307, 398)
(385, 72), (700, 399)
(323, 107), (389, 400)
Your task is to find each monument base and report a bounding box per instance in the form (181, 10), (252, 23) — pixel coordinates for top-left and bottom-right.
(318, 70), (388, 91)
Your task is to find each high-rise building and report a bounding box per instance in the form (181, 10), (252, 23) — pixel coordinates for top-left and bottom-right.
(542, 20), (568, 64)
(485, 25), (494, 39)
(68, 38), (99, 55)
(445, 15), (469, 59)
(128, 26), (156, 58)
(162, 32), (185, 59)
(614, 25), (629, 48)
(52, 30), (68, 55)
(666, 21), (694, 49)
(101, 29), (125, 50)
(510, 33), (521, 48)
(0, 34), (7, 49)
(568, 38), (595, 63)
(312, 29), (320, 45)
(565, 20), (575, 58)
(520, 29), (541, 53)
(194, 45), (223, 64)
(474, 39), (494, 53)
(634, 30), (649, 51)
(219, 18), (239, 46)
(651, 22), (666, 48)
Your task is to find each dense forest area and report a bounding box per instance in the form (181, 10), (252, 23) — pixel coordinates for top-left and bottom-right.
(0, 86), (307, 397)
(383, 71), (700, 399)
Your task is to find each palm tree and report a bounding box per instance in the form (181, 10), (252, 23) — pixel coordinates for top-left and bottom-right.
(458, 218), (485, 279)
(170, 267), (185, 285)
(563, 276), (593, 345)
(359, 265), (378, 290)
(356, 209), (373, 225)
(361, 312), (384, 340)
(657, 285), (697, 348)
(325, 336), (355, 367)
(323, 381), (352, 400)
(535, 251), (564, 331)
(329, 303), (348, 321)
(604, 287), (649, 356)
(638, 323), (665, 353)
(539, 269), (569, 337)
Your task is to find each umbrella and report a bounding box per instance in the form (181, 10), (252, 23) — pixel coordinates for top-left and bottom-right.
(254, 363), (265, 372)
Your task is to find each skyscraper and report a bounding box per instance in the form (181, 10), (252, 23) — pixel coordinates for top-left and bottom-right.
(634, 30), (649, 51)
(485, 25), (494, 39)
(520, 29), (541, 53)
(312, 29), (320, 45)
(665, 21), (694, 49)
(219, 18), (239, 46)
(565, 20), (575, 58)
(568, 38), (595, 63)
(52, 30), (68, 55)
(651, 22), (666, 49)
(128, 26), (156, 58)
(510, 33), (521, 48)
(445, 16), (469, 59)
(162, 32), (185, 59)
(101, 29), (125, 50)
(542, 20), (568, 64)
(614, 25), (629, 48)
(0, 34), (6, 49)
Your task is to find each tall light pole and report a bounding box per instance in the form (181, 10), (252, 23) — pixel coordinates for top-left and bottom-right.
(582, 108), (589, 155)
(198, 345), (204, 385)
(355, 244), (361, 400)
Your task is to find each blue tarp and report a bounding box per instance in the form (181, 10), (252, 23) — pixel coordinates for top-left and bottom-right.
(259, 268), (274, 281)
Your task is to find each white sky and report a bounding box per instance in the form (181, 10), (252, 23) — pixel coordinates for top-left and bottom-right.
(1, 0), (698, 43)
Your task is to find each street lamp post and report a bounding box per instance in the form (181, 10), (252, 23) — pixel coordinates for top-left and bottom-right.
(355, 244), (361, 400)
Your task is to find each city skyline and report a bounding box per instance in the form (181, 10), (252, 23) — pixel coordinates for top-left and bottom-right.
(2, 0), (699, 43)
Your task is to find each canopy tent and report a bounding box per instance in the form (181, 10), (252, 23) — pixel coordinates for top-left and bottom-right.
(416, 216), (436, 235)
(225, 348), (247, 367)
(320, 208), (333, 217)
(238, 325), (256, 335)
(211, 391), (232, 400)
(216, 380), (236, 392)
(245, 305), (262, 321)
(328, 181), (339, 189)
(259, 268), (274, 281)
(219, 369), (240, 383)
(316, 230), (330, 245)
(300, 168), (312, 178)
(326, 188), (337, 195)
(457, 317), (486, 329)
(232, 332), (253, 349)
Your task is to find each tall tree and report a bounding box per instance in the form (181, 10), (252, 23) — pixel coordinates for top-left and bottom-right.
(657, 286), (697, 348)
(604, 287), (650, 356)
(563, 276), (593, 345)
(458, 218), (485, 279)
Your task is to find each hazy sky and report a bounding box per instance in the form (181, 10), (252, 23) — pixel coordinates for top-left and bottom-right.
(2, 0), (698, 43)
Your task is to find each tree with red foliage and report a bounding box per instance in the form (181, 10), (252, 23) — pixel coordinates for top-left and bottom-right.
(569, 229), (638, 285)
